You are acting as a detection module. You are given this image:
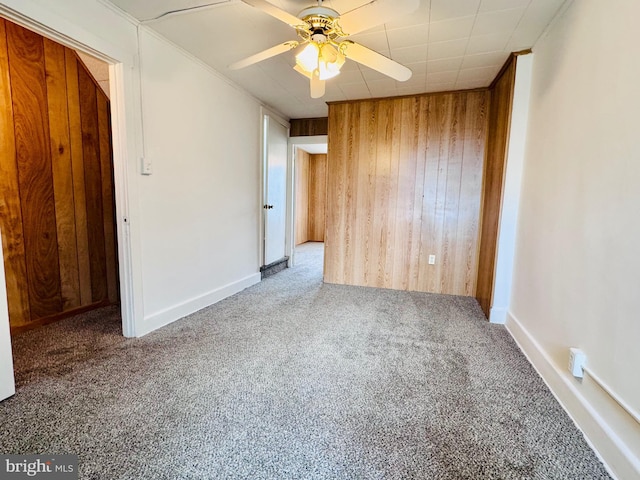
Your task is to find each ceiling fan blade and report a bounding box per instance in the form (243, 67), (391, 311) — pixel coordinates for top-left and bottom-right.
(241, 0), (304, 27)
(229, 41), (298, 70)
(342, 41), (412, 81)
(310, 70), (325, 98)
(338, 0), (420, 36)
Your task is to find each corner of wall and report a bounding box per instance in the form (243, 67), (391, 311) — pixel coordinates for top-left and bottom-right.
(505, 311), (640, 480)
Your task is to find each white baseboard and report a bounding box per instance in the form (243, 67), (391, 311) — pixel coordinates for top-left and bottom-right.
(137, 273), (261, 337)
(505, 312), (640, 480)
(489, 306), (507, 324)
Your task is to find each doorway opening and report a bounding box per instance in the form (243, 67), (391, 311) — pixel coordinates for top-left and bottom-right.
(0, 17), (122, 389)
(292, 143), (327, 278)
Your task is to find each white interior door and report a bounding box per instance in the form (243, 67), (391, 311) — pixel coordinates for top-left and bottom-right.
(0, 229), (16, 401)
(263, 115), (288, 266)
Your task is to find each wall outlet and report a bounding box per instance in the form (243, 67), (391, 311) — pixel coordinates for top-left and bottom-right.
(568, 348), (586, 378)
(428, 254), (436, 265)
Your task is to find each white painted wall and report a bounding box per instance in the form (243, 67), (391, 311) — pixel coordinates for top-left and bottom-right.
(506, 1), (640, 478)
(137, 29), (261, 333)
(0, 0), (264, 337)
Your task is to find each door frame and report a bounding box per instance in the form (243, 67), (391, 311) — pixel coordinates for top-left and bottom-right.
(0, 4), (139, 337)
(288, 135), (327, 267)
(0, 226), (15, 401)
(259, 107), (290, 269)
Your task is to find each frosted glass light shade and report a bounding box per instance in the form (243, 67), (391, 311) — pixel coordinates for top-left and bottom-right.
(296, 43), (319, 73)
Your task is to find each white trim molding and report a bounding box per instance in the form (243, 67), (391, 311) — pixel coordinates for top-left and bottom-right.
(137, 273), (261, 337)
(506, 311), (640, 480)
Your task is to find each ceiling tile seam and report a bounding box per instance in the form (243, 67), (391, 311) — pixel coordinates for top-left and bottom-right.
(455, 0), (483, 86)
(501, 0), (534, 50)
(527, 0), (573, 53)
(423, 0), (432, 91)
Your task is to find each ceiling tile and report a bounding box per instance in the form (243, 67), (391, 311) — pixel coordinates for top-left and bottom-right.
(427, 39), (468, 60)
(390, 44), (428, 65)
(424, 82), (457, 93)
(339, 83), (372, 99)
(386, 24), (429, 51)
(110, 0), (229, 21)
(398, 73), (427, 88)
(367, 80), (398, 98)
(428, 16), (475, 43)
(426, 57), (464, 73)
(466, 32), (511, 55)
(471, 8), (528, 36)
(334, 68), (365, 84)
(460, 51), (509, 69)
(506, 0), (566, 51)
(455, 79), (488, 90)
(322, 88), (348, 102)
(403, 61), (428, 77)
(348, 31), (390, 52)
(479, 0), (532, 13)
(427, 70), (459, 84)
(430, 0), (481, 22)
(457, 65), (501, 83)
(384, 1), (431, 29)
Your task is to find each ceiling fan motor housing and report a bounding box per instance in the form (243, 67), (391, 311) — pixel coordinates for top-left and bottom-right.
(298, 6), (342, 41)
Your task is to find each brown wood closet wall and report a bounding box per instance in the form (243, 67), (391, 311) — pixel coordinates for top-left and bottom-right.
(290, 117), (328, 137)
(0, 19), (118, 332)
(325, 91), (488, 295)
(475, 55), (518, 317)
(295, 149), (327, 245)
(295, 149), (310, 245)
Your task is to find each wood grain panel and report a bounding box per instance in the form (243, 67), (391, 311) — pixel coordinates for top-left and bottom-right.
(44, 38), (81, 310)
(325, 91), (488, 295)
(0, 20), (118, 331)
(0, 18), (31, 326)
(325, 103), (349, 278)
(352, 100), (376, 285)
(97, 91), (119, 303)
(77, 66), (108, 303)
(6, 22), (62, 319)
(476, 56), (517, 317)
(295, 148), (310, 245)
(290, 117), (328, 137)
(65, 49), (92, 306)
(308, 154), (327, 242)
(456, 91), (487, 295)
(407, 97), (429, 291)
(391, 97), (419, 290)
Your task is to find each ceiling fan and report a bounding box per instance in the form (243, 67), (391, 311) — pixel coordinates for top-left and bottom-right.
(230, 0), (419, 98)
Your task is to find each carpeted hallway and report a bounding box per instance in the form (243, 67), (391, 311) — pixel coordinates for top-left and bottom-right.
(0, 242), (610, 479)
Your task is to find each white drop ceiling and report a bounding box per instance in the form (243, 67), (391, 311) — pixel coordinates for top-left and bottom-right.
(108, 0), (567, 119)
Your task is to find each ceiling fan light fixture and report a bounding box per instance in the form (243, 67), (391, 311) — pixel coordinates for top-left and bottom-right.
(318, 44), (344, 80)
(296, 42), (320, 73)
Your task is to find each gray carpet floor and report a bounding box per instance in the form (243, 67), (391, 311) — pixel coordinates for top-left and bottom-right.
(0, 242), (610, 479)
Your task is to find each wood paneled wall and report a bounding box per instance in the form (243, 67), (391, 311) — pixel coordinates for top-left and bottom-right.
(475, 56), (517, 318)
(295, 149), (310, 245)
(325, 91), (488, 295)
(295, 151), (327, 245)
(308, 154), (327, 242)
(0, 19), (118, 332)
(290, 117), (328, 137)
